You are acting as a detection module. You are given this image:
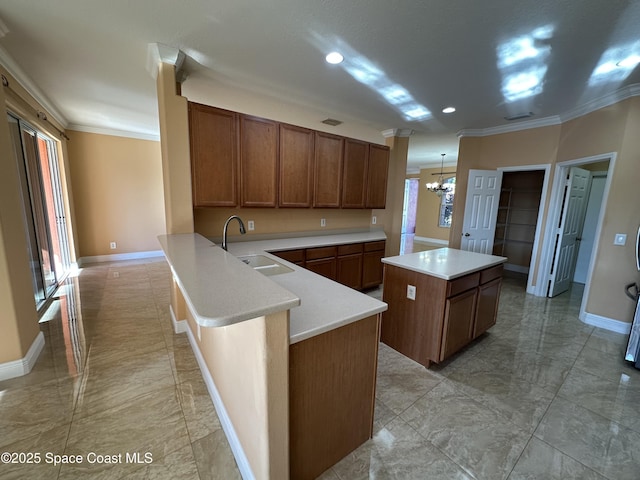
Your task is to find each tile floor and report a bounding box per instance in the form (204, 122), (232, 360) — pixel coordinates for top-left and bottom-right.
(1, 258), (639, 479)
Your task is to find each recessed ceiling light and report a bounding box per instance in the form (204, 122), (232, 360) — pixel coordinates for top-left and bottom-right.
(325, 52), (344, 64)
(616, 55), (640, 68)
(442, 106), (456, 114)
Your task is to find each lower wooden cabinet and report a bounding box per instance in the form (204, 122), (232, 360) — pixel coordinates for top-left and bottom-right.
(271, 240), (385, 290)
(381, 263), (503, 367)
(337, 244), (364, 290)
(362, 241), (385, 289)
(289, 315), (380, 480)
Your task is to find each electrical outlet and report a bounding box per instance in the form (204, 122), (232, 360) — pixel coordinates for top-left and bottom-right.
(112, 271), (120, 278)
(614, 233), (627, 245)
(110, 242), (117, 249)
(248, 220), (255, 231)
(372, 215), (377, 225)
(407, 284), (416, 300)
(321, 218), (326, 227)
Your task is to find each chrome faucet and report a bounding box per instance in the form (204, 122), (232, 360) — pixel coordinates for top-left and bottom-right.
(222, 215), (246, 251)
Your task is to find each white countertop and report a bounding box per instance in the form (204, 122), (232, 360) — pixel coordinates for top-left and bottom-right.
(382, 248), (507, 280)
(158, 234), (300, 328)
(159, 231), (388, 344)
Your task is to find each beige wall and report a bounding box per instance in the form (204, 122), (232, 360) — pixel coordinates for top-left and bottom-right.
(66, 131), (166, 258)
(453, 99), (640, 324)
(195, 207), (372, 239)
(415, 167), (453, 242)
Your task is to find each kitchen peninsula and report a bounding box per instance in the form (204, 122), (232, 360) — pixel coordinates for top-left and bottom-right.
(381, 248), (507, 368)
(158, 231), (387, 480)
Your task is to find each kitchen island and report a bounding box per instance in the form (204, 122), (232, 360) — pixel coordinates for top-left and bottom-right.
(158, 232), (387, 480)
(381, 248), (506, 368)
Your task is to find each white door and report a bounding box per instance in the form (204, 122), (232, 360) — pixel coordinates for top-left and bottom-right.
(549, 167), (592, 297)
(461, 169), (503, 254)
(573, 174), (606, 283)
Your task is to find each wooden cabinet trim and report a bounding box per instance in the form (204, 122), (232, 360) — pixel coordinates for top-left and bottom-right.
(338, 243), (364, 256)
(364, 240), (386, 252)
(305, 246), (338, 260)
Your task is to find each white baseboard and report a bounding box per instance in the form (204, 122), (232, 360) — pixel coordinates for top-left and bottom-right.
(77, 250), (164, 267)
(184, 326), (255, 480)
(169, 305), (188, 334)
(413, 236), (449, 245)
(581, 312), (632, 334)
(0, 332), (45, 381)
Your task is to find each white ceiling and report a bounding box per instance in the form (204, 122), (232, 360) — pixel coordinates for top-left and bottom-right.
(1, 0), (639, 172)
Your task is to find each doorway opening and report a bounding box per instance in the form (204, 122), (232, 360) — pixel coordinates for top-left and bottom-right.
(493, 170), (545, 275)
(400, 178), (419, 254)
(537, 153), (615, 329)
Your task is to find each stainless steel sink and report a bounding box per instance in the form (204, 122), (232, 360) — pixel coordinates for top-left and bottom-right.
(237, 255), (294, 276)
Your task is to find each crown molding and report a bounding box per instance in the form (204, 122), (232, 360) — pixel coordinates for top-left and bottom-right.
(0, 46), (68, 128)
(457, 82), (640, 138)
(68, 124), (160, 141)
(457, 115), (561, 138)
(146, 43), (186, 80)
(382, 128), (414, 138)
(0, 17), (9, 38)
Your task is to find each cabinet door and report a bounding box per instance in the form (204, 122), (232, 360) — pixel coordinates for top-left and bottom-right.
(341, 138), (368, 208)
(440, 288), (477, 361)
(279, 124), (314, 207)
(314, 132), (344, 208)
(189, 103), (238, 207)
(366, 144), (390, 208)
(337, 253), (363, 290)
(306, 258), (337, 280)
(239, 115), (278, 207)
(473, 277), (502, 338)
(361, 241), (385, 289)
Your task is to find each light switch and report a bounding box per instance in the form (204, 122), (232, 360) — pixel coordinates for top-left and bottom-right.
(614, 233), (627, 246)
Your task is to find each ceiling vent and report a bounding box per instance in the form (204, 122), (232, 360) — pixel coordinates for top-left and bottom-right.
(504, 112), (534, 121)
(321, 118), (343, 126)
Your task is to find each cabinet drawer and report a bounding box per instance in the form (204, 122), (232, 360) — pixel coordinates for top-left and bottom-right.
(338, 243), (363, 256)
(273, 249), (305, 263)
(364, 241), (385, 252)
(446, 272), (480, 297)
(306, 246), (337, 260)
(480, 264), (503, 284)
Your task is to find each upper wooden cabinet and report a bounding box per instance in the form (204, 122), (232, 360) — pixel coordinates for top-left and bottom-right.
(240, 115), (279, 207)
(342, 140), (390, 209)
(189, 102), (389, 209)
(189, 103), (238, 207)
(366, 144), (390, 208)
(341, 139), (369, 208)
(313, 132), (344, 208)
(279, 124), (314, 207)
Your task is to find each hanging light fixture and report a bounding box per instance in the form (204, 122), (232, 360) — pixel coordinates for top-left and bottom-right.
(426, 153), (453, 197)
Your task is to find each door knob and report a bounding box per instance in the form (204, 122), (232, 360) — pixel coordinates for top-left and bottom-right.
(463, 233), (471, 237)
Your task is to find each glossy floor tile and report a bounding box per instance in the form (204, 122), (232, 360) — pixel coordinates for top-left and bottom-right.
(1, 261), (639, 480)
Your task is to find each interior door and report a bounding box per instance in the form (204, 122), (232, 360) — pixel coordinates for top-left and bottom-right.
(461, 170), (503, 254)
(549, 167), (592, 297)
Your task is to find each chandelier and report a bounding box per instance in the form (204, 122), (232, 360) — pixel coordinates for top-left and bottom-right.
(426, 154), (453, 197)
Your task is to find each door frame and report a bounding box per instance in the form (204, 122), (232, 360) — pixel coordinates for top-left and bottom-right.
(535, 152), (617, 323)
(497, 164), (551, 294)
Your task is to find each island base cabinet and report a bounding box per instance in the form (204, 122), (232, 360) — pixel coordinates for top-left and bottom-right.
(381, 264), (503, 368)
(289, 314), (380, 480)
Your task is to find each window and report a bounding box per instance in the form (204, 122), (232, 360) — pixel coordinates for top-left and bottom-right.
(438, 177), (455, 228)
